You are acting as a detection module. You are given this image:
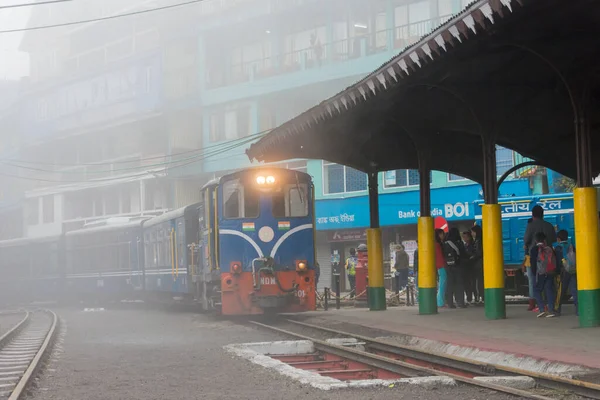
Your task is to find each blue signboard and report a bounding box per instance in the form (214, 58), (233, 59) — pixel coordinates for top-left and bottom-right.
(22, 54), (162, 139)
(316, 180), (529, 230)
(473, 193), (574, 219)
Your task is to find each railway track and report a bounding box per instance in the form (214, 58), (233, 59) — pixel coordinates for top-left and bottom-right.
(250, 318), (600, 399)
(0, 310), (58, 400)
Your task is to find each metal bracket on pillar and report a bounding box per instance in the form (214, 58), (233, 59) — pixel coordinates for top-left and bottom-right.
(418, 151), (431, 218)
(482, 138), (498, 204)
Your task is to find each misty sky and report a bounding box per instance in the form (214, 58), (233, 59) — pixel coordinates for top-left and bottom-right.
(0, 5), (30, 79)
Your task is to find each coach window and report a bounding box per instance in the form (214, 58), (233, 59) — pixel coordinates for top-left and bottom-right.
(272, 184), (308, 218)
(223, 179), (259, 219)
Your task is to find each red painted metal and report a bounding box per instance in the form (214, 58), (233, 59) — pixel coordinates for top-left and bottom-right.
(355, 246), (368, 301)
(288, 360), (348, 370)
(276, 350), (404, 381)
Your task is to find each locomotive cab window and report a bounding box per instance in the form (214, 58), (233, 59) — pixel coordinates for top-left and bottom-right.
(272, 184), (308, 218)
(223, 179), (259, 219)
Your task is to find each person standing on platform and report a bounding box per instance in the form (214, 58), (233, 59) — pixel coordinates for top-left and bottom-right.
(444, 228), (467, 308)
(462, 231), (476, 304)
(435, 229), (447, 308)
(470, 224), (484, 304)
(413, 244), (419, 292)
(554, 230), (578, 316)
(530, 232), (558, 318)
(345, 248), (358, 298)
(524, 206), (556, 312)
(522, 218), (536, 311)
(393, 244), (410, 295)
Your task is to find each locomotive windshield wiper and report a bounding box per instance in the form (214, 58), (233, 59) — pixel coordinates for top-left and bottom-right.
(295, 171), (304, 204)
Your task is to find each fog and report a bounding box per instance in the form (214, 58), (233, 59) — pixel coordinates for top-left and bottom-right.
(0, 0), (459, 305)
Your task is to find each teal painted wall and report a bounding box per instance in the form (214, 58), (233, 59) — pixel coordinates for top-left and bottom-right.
(308, 159), (527, 201)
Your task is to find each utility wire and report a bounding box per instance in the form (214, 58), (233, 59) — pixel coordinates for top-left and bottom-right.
(4, 129), (271, 167)
(0, 134), (258, 184)
(0, 0), (208, 34)
(0, 0), (72, 10)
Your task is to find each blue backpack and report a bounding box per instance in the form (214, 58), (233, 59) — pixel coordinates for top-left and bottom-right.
(555, 242), (576, 274)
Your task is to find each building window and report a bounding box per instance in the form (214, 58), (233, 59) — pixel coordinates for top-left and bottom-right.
(496, 146), (515, 176)
(43, 196), (54, 224)
(448, 173), (467, 182)
(209, 113), (224, 142)
(323, 162), (367, 194)
(144, 66), (153, 94)
(27, 199), (39, 225)
(383, 169), (431, 188)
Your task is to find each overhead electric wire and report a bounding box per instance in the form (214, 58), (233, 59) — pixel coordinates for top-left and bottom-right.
(0, 134), (259, 184)
(0, 0), (72, 10)
(3, 129), (271, 167)
(0, 0), (208, 34)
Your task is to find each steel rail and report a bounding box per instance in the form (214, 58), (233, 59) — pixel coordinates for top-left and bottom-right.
(0, 312), (30, 350)
(8, 310), (59, 400)
(250, 321), (553, 400)
(284, 318), (600, 400)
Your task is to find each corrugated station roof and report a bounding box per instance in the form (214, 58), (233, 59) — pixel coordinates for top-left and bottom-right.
(247, 0), (599, 184)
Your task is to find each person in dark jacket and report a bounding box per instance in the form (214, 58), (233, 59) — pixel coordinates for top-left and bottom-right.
(315, 262), (321, 288)
(394, 244), (410, 294)
(470, 224), (484, 304)
(413, 245), (419, 291)
(524, 205), (557, 251)
(444, 227), (466, 308)
(462, 231), (476, 304)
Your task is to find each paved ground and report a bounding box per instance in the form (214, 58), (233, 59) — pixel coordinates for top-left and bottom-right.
(28, 306), (518, 400)
(294, 303), (600, 369)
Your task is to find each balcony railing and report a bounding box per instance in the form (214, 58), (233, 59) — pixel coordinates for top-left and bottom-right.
(206, 15), (453, 89)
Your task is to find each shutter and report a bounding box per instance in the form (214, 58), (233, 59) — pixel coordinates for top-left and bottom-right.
(315, 232), (331, 291)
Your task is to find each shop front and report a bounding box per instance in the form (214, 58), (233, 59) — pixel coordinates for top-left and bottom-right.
(314, 181), (530, 291)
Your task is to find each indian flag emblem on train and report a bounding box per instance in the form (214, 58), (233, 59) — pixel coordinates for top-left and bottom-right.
(278, 221), (291, 231)
(242, 222), (255, 232)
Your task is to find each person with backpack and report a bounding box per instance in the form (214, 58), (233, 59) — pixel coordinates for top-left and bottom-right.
(530, 231), (558, 318)
(435, 229), (447, 308)
(554, 230), (577, 316)
(444, 227), (467, 308)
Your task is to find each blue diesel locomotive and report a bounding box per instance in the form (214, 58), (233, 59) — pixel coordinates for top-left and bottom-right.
(198, 168), (317, 315)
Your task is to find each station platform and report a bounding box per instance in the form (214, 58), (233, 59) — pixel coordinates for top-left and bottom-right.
(295, 304), (600, 371)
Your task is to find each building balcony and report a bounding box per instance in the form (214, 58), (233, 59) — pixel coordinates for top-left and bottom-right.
(202, 17), (451, 105)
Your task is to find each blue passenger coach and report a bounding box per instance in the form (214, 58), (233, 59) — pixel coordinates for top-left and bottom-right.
(142, 203), (201, 300)
(65, 220), (146, 301)
(0, 235), (64, 304)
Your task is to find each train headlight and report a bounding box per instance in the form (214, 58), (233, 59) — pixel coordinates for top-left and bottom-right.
(256, 176), (266, 185)
(231, 262), (242, 275)
(295, 261), (307, 272)
(266, 175), (275, 184)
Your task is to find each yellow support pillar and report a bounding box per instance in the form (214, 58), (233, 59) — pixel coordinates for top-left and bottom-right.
(367, 228), (386, 311)
(417, 217), (437, 314)
(482, 204), (506, 319)
(366, 171), (386, 311)
(574, 187), (600, 327)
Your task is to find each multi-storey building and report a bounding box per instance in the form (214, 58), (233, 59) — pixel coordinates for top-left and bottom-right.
(4, 0), (550, 288)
